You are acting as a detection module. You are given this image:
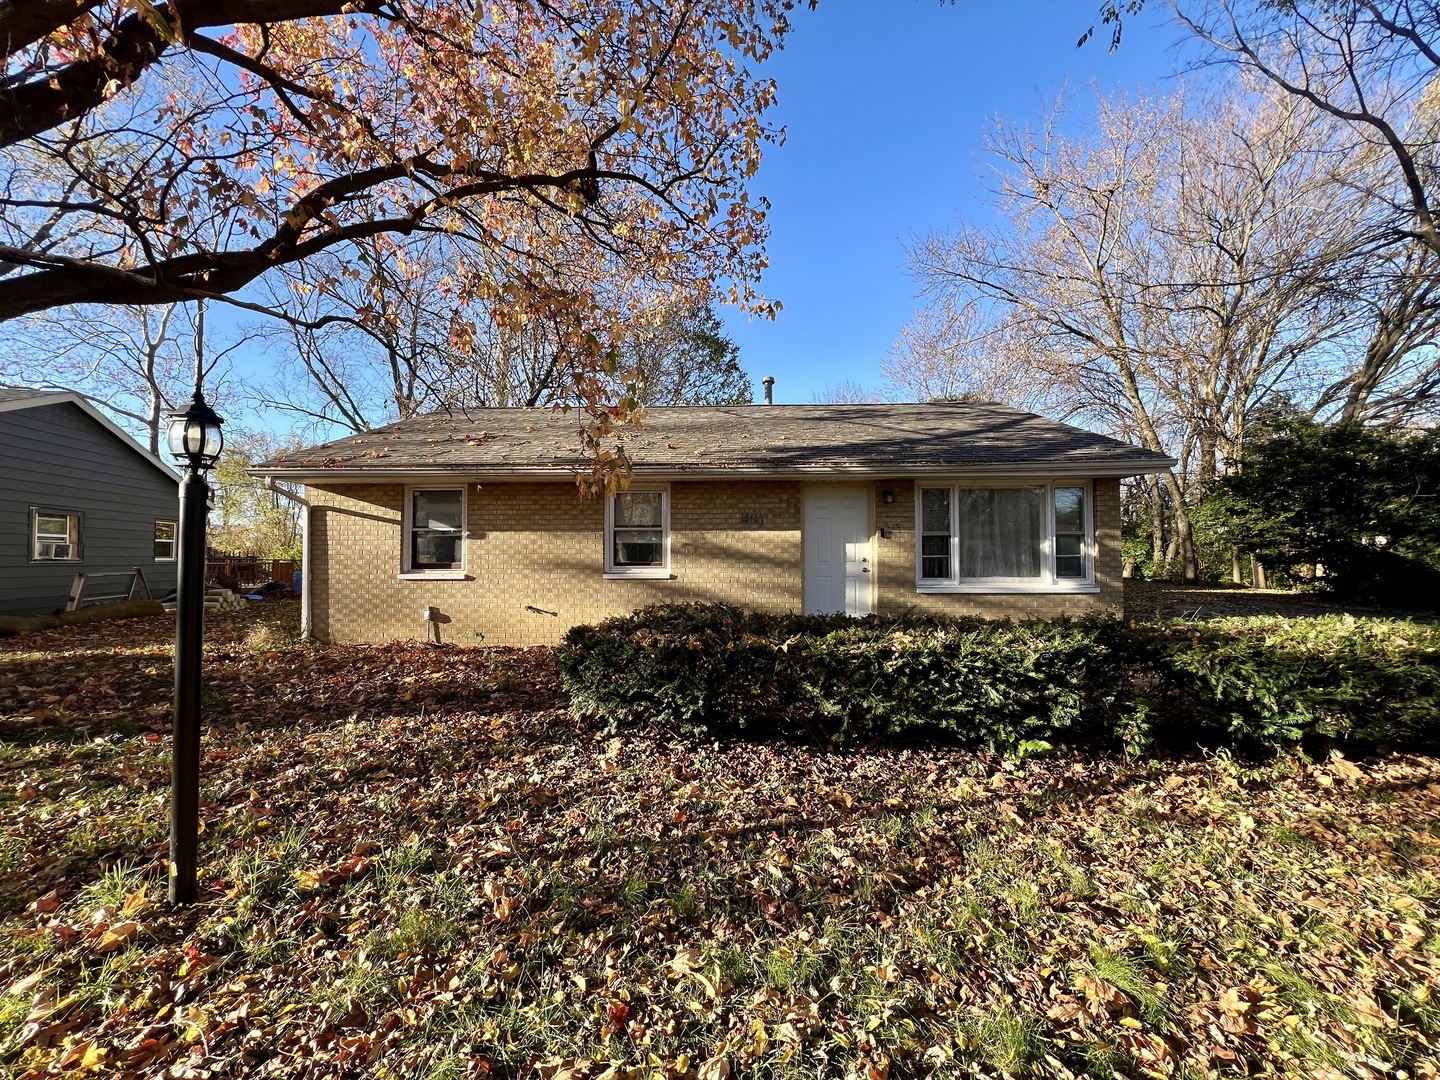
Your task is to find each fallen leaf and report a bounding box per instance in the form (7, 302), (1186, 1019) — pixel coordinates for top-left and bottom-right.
(95, 920), (140, 953)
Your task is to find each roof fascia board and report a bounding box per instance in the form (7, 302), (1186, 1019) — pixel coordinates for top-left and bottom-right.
(249, 459), (1178, 484)
(0, 391), (181, 483)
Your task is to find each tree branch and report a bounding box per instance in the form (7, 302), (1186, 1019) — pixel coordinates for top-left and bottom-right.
(0, 0), (386, 147)
(0, 159), (610, 319)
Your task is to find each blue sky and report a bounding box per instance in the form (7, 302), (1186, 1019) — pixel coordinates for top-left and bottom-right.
(726, 0), (1190, 403)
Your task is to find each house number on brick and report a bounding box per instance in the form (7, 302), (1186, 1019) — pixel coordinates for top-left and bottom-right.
(739, 512), (765, 526)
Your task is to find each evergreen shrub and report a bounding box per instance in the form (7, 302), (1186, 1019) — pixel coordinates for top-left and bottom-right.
(557, 604), (1440, 751)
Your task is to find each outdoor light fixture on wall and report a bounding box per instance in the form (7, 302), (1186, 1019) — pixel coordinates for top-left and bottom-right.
(165, 300), (225, 906)
(882, 489), (896, 504)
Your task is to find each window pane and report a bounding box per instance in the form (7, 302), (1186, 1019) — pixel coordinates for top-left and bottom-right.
(413, 490), (462, 531)
(956, 488), (1043, 578)
(921, 488), (950, 533)
(155, 521), (176, 542)
(414, 531), (462, 567)
(615, 492), (663, 528)
(36, 514), (70, 539)
(1055, 533), (1085, 578)
(614, 528), (664, 566)
(1055, 534), (1084, 559)
(921, 534), (950, 579)
(1054, 487), (1085, 533)
(154, 540), (174, 558)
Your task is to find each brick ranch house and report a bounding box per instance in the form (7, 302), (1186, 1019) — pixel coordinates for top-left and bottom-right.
(251, 403), (1175, 646)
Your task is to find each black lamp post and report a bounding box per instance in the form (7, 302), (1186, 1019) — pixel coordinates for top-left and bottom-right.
(165, 311), (224, 905)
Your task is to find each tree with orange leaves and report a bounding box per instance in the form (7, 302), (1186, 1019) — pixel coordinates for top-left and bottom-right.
(1, 1), (798, 470)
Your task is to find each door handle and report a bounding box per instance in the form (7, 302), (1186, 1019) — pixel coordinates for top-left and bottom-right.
(862, 567), (869, 573)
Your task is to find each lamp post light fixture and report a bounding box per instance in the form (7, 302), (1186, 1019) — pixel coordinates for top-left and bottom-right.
(165, 311), (224, 905)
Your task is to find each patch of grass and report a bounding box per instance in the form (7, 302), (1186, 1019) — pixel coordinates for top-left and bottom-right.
(671, 882), (699, 918)
(1139, 926), (1192, 978)
(969, 1009), (1045, 1073)
(617, 873), (650, 908)
(367, 908), (463, 960)
(1081, 1040), (1141, 1079)
(1089, 945), (1172, 1027)
(1265, 961), (1353, 1025)
(77, 861), (144, 912)
(229, 825), (309, 909)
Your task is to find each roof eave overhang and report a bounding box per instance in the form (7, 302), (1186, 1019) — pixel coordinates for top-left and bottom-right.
(249, 458), (1178, 483)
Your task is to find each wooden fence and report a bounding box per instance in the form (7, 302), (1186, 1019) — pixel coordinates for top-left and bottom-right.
(205, 556), (297, 587)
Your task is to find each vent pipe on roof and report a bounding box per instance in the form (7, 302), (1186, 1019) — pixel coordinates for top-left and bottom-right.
(762, 376), (774, 405)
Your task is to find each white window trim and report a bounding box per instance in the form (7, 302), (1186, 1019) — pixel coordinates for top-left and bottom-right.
(604, 484), (672, 580)
(913, 479), (1097, 595)
(30, 507), (82, 563)
(154, 518), (177, 563)
(400, 485), (468, 580)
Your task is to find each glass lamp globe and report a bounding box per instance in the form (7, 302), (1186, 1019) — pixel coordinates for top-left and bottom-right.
(166, 397), (225, 469)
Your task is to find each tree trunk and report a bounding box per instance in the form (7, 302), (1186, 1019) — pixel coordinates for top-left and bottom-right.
(1196, 430), (1218, 493)
(1251, 556), (1268, 590)
(1157, 475), (1203, 587)
(1147, 476), (1165, 570)
(147, 391), (162, 456)
(1232, 550), (1244, 586)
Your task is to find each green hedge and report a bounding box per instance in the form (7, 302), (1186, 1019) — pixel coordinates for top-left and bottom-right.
(1140, 616), (1440, 746)
(556, 604), (1440, 751)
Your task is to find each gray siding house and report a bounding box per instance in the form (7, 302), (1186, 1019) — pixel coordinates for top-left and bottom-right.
(0, 389), (180, 617)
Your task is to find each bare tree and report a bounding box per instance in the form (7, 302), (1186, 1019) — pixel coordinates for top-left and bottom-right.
(883, 299), (1091, 416)
(1318, 239), (1440, 425)
(1173, 0), (1440, 253)
(253, 234), (494, 433)
(1, 302), (242, 452)
(905, 82), (1382, 581)
(624, 301), (753, 407)
(811, 380), (882, 404)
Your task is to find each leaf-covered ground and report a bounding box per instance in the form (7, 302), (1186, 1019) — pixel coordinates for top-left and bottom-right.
(1123, 581), (1436, 622)
(1, 603), (1437, 1079)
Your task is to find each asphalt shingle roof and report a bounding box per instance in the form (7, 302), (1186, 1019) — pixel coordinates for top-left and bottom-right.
(0, 387), (65, 406)
(253, 402), (1174, 478)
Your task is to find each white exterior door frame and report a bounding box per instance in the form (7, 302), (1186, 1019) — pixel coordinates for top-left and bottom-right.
(802, 485), (873, 616)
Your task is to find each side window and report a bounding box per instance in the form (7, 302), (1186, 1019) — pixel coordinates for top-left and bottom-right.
(154, 519), (177, 562)
(31, 509), (81, 562)
(407, 489), (464, 571)
(605, 489), (670, 577)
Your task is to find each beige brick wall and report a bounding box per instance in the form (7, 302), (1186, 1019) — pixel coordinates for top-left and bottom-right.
(305, 477), (1124, 645)
(306, 480), (804, 645)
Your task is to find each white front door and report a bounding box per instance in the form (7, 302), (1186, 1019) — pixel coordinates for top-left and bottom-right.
(803, 487), (872, 616)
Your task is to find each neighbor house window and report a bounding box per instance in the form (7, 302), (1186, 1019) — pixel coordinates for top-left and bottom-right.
(915, 481), (1093, 591)
(404, 488), (465, 574)
(31, 509), (81, 562)
(605, 488), (669, 578)
(154, 519), (177, 562)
